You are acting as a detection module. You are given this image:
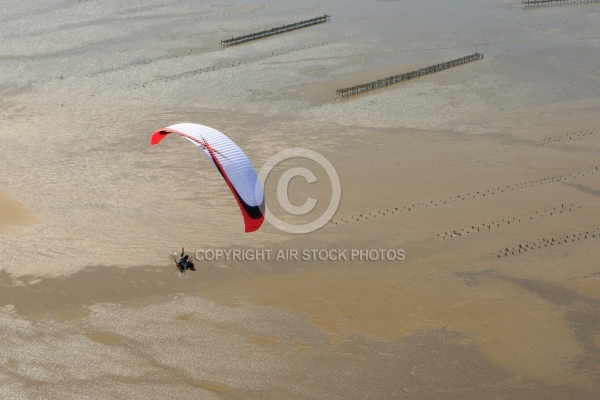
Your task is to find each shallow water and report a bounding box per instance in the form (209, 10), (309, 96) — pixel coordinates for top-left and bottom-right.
(1, 2), (600, 397)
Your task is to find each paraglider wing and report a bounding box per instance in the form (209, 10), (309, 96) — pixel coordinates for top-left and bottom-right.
(151, 123), (264, 232)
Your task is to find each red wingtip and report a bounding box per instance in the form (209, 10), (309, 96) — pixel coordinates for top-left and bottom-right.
(244, 214), (264, 233)
(150, 130), (171, 145)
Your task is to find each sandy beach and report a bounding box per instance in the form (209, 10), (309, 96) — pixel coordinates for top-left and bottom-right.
(1, 0), (600, 398)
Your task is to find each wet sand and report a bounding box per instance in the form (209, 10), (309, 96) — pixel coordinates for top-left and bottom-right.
(1, 0), (600, 398)
(0, 191), (33, 231)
